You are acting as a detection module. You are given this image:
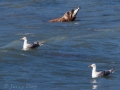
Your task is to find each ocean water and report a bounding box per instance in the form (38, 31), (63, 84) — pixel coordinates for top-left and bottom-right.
(0, 0), (120, 90)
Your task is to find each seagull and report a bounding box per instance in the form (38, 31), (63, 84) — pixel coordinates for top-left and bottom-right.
(88, 63), (114, 78)
(20, 37), (43, 50)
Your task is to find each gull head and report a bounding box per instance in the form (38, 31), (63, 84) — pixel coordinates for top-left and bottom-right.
(20, 37), (27, 41)
(88, 63), (96, 68)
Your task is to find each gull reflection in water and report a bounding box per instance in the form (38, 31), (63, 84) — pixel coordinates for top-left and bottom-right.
(91, 79), (98, 90)
(93, 85), (98, 89)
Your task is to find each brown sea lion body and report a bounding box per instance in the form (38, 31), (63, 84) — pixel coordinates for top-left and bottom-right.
(49, 7), (80, 22)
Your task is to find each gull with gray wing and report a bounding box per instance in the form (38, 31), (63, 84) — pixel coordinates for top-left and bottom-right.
(20, 37), (43, 50)
(88, 63), (114, 78)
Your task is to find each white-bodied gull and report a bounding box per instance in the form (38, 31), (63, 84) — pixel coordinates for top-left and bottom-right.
(88, 63), (114, 78)
(20, 37), (43, 50)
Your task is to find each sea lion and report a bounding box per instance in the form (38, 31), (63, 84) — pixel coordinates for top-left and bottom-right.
(49, 7), (80, 22)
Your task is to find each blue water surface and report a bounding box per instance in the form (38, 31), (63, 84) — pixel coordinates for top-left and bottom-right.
(0, 0), (120, 90)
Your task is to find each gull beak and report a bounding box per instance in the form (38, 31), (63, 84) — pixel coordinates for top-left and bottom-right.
(88, 65), (92, 68)
(20, 38), (23, 40)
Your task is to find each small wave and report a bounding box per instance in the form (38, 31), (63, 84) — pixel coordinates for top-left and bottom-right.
(95, 29), (112, 31)
(43, 36), (67, 43)
(1, 40), (22, 50)
(16, 33), (33, 36)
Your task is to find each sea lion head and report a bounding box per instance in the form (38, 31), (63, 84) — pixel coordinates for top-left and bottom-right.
(63, 7), (80, 21)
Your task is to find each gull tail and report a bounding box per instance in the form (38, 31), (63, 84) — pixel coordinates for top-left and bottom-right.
(38, 42), (44, 46)
(109, 68), (115, 73)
